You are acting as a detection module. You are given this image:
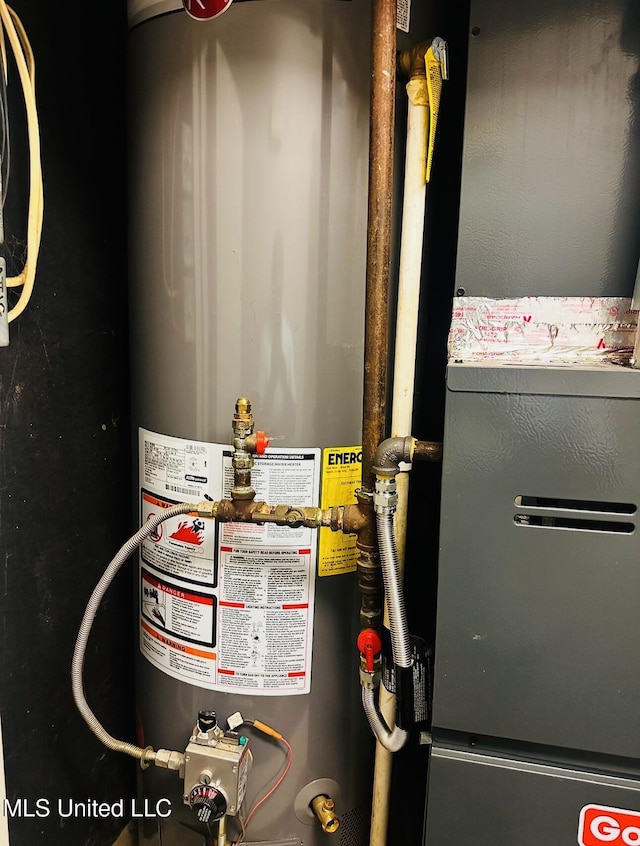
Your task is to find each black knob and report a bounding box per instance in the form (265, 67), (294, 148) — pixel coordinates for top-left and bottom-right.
(198, 710), (217, 732)
(189, 785), (227, 823)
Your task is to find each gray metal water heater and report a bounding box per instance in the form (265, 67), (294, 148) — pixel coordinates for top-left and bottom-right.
(127, 2), (375, 843)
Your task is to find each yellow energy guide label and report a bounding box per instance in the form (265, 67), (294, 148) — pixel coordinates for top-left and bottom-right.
(318, 446), (362, 576)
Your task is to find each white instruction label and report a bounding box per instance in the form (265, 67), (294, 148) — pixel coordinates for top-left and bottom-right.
(138, 429), (320, 695)
(397, 0), (410, 33)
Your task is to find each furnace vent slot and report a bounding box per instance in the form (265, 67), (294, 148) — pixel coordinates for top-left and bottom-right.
(514, 495), (636, 514)
(513, 515), (634, 533)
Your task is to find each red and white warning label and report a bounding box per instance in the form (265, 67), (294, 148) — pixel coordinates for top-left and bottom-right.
(138, 428), (319, 695)
(141, 491), (215, 585)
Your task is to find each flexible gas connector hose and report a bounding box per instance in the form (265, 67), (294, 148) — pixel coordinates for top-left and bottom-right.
(71, 502), (195, 761)
(360, 500), (411, 751)
(361, 686), (409, 752)
(376, 510), (412, 668)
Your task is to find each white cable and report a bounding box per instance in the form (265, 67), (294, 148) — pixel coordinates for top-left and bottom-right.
(71, 502), (195, 761)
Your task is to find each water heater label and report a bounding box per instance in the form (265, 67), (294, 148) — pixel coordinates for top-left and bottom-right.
(579, 804), (640, 845)
(138, 429), (319, 695)
(318, 446), (361, 576)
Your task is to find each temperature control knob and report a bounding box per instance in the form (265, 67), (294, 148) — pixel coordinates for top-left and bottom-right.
(188, 784), (227, 823)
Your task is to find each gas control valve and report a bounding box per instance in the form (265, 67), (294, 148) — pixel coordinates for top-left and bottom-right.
(183, 710), (251, 821)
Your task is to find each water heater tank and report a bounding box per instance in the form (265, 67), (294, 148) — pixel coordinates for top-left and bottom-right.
(127, 2), (375, 844)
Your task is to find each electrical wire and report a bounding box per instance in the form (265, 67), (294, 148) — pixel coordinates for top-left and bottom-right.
(0, 22), (10, 209)
(0, 3), (43, 322)
(232, 721), (293, 846)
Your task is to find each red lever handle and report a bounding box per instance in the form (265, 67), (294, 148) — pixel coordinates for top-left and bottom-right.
(357, 628), (382, 672)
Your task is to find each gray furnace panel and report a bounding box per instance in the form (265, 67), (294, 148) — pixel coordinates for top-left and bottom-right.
(432, 363), (640, 760)
(455, 0), (640, 298)
(424, 745), (640, 846)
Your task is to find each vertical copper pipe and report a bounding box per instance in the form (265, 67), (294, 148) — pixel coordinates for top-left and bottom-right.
(360, 6), (398, 844)
(361, 0), (397, 494)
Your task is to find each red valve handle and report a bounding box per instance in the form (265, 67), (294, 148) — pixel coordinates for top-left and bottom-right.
(357, 628), (382, 673)
(255, 431), (269, 455)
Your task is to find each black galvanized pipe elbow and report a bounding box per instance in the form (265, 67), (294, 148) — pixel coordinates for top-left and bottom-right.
(371, 436), (414, 477)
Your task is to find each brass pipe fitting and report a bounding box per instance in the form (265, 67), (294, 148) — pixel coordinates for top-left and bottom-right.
(232, 397), (253, 433)
(352, 491), (383, 632)
(232, 397), (256, 500)
(397, 41), (430, 79)
(251, 503), (325, 529)
(225, 398), (386, 634)
(214, 499), (326, 530)
(310, 795), (340, 834)
(340, 501), (369, 535)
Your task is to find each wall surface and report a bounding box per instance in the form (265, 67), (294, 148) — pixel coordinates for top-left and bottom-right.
(0, 4), (134, 845)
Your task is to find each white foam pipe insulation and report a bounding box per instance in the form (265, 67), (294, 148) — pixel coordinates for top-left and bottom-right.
(369, 69), (429, 846)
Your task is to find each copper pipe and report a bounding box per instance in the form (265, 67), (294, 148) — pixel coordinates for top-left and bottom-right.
(361, 0), (397, 494)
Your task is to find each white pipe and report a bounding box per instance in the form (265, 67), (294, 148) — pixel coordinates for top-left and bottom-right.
(391, 77), (429, 436)
(369, 75), (428, 846)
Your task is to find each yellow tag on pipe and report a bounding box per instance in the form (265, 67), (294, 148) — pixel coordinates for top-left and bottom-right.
(425, 46), (443, 183)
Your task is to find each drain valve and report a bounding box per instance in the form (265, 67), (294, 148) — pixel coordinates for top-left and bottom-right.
(310, 794), (340, 834)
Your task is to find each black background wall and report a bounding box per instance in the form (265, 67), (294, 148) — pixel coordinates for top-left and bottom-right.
(0, 3), (134, 845)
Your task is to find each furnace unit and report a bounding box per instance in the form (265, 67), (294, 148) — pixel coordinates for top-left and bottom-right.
(424, 362), (640, 844)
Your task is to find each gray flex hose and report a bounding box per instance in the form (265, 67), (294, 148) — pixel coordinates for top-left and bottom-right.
(377, 510), (412, 669)
(71, 502), (195, 761)
(361, 500), (411, 751)
(361, 437), (414, 751)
